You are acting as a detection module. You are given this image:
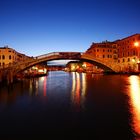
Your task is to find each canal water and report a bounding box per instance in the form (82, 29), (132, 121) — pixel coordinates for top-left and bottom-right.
(0, 71), (140, 139)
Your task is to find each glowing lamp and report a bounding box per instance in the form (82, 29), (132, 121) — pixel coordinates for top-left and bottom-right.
(132, 59), (136, 63)
(134, 42), (139, 47)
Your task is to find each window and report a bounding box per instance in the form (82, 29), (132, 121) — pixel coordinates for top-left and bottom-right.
(0, 63), (1, 66)
(133, 50), (135, 55)
(97, 49), (99, 52)
(118, 60), (120, 63)
(123, 59), (125, 62)
(9, 55), (11, 59)
(0, 55), (1, 59)
(128, 52), (129, 56)
(103, 49), (105, 52)
(108, 55), (109, 58)
(2, 55), (5, 59)
(103, 55), (105, 58)
(128, 58), (130, 62)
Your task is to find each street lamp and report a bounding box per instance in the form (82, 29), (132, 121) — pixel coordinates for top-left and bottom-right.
(134, 41), (139, 47)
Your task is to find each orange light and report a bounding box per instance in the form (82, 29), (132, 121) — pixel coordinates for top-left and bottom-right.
(129, 76), (140, 135)
(134, 42), (139, 47)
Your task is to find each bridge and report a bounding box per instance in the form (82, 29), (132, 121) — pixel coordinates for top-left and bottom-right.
(0, 52), (120, 84)
(2, 52), (118, 74)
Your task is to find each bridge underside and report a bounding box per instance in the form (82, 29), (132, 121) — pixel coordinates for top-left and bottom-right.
(80, 58), (114, 72)
(15, 57), (115, 74)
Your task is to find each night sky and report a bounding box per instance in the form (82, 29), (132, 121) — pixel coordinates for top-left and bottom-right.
(0, 0), (140, 56)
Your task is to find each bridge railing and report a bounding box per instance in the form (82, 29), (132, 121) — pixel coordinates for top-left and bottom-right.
(35, 52), (83, 60)
(35, 52), (60, 59)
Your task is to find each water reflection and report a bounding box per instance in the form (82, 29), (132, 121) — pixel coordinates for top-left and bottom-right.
(43, 77), (47, 97)
(71, 72), (87, 109)
(129, 76), (140, 138)
(29, 78), (39, 96)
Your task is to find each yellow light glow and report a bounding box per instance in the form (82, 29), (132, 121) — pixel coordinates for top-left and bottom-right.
(44, 68), (47, 73)
(132, 59), (136, 63)
(71, 72), (76, 102)
(134, 42), (139, 47)
(75, 72), (80, 106)
(40, 76), (45, 81)
(81, 73), (86, 108)
(81, 73), (86, 96)
(38, 69), (44, 73)
(82, 63), (86, 67)
(129, 76), (140, 135)
(71, 65), (76, 71)
(71, 72), (87, 109)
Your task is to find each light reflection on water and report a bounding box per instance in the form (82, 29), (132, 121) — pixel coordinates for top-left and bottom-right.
(71, 72), (87, 109)
(1, 71), (140, 139)
(128, 76), (140, 138)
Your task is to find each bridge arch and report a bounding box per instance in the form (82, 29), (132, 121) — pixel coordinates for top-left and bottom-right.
(10, 52), (116, 74)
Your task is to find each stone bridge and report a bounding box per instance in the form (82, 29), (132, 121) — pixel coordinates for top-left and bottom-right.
(3, 52), (119, 74)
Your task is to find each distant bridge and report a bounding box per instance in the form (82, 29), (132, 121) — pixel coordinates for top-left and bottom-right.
(4, 52), (118, 74)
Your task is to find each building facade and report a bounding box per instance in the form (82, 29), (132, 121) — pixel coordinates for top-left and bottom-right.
(85, 34), (140, 72)
(0, 46), (30, 68)
(115, 34), (140, 72)
(86, 41), (118, 63)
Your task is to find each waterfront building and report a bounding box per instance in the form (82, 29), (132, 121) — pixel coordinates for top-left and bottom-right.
(86, 34), (140, 73)
(0, 46), (30, 68)
(86, 41), (118, 63)
(115, 34), (140, 72)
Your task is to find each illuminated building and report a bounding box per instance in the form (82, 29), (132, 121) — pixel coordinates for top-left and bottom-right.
(86, 34), (140, 72)
(86, 41), (118, 64)
(0, 45), (30, 68)
(115, 34), (140, 72)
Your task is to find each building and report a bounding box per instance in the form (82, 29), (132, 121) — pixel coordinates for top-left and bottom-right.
(86, 41), (118, 63)
(115, 34), (140, 72)
(85, 34), (140, 73)
(0, 46), (30, 68)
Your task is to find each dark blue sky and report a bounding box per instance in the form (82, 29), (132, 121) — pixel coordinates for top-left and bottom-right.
(0, 0), (140, 56)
